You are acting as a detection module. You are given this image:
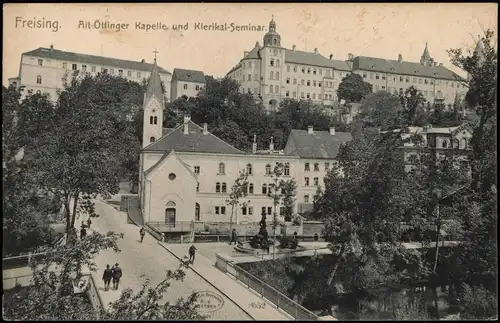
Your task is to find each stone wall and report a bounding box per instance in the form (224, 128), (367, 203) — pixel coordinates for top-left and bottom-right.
(302, 221), (325, 237)
(202, 222), (275, 236)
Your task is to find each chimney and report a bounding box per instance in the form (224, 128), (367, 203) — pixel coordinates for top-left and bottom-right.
(348, 53), (353, 60)
(183, 116), (190, 134)
(252, 135), (257, 154)
(203, 123), (208, 135)
(244, 51), (249, 57)
(329, 127), (336, 135)
(329, 54), (333, 60)
(255, 41), (260, 47)
(292, 45), (296, 51)
(314, 48), (318, 54)
(308, 126), (313, 134)
(398, 54), (403, 62)
(269, 136), (274, 152)
(141, 59), (145, 64)
(50, 44), (54, 51)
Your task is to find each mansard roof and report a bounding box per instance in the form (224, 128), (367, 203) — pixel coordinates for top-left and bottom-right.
(142, 120), (244, 155)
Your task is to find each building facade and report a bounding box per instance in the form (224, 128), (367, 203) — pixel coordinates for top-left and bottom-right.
(8, 45), (172, 101)
(140, 61), (352, 225)
(227, 17), (468, 112)
(170, 68), (206, 101)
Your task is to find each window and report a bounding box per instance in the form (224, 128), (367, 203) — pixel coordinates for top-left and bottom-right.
(216, 182), (221, 193)
(376, 74), (380, 79)
(196, 182), (200, 192)
(270, 59), (274, 67)
(183, 84), (188, 90)
(399, 76), (404, 82)
(293, 66), (297, 72)
(419, 78), (423, 84)
(319, 69), (323, 76)
(293, 78), (297, 84)
(27, 89), (33, 94)
(194, 166), (200, 174)
(304, 163), (310, 171)
(314, 163), (319, 171)
(137, 71), (141, 78)
(262, 184), (268, 194)
(62, 62), (67, 69)
(301, 79), (305, 85)
(313, 81), (317, 87)
(261, 207), (266, 215)
(150, 137), (155, 143)
(301, 92), (304, 98)
(154, 116), (158, 125)
(242, 207), (247, 216)
(286, 91), (289, 97)
(406, 77), (409, 83)
(218, 163), (225, 174)
(265, 164), (271, 175)
(382, 86), (386, 90)
(382, 75), (386, 80)
(222, 183), (227, 193)
(313, 69), (317, 75)
(246, 163), (252, 175)
(36, 75), (42, 84)
(307, 68), (311, 74)
(38, 59), (43, 66)
(267, 207), (272, 215)
(249, 207), (253, 215)
(110, 68), (115, 75)
(247, 74), (251, 81)
(326, 70), (331, 77)
(72, 63), (77, 70)
(318, 82), (322, 87)
(304, 195), (310, 203)
(215, 206), (220, 214)
(195, 85), (200, 91)
(275, 85), (279, 93)
(305, 177), (310, 186)
(424, 79), (429, 84)
(442, 140), (448, 148)
(293, 91), (297, 98)
(307, 93), (310, 99)
(284, 163), (290, 176)
(363, 73), (367, 78)
(249, 183), (254, 194)
(314, 177), (319, 186)
(325, 162), (330, 171)
(370, 73), (374, 79)
(307, 81), (310, 86)
(276, 72), (280, 80)
(302, 68), (305, 73)
(286, 78), (290, 84)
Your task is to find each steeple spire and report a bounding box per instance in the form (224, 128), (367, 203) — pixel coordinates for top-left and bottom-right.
(420, 42), (432, 66)
(144, 58), (164, 103)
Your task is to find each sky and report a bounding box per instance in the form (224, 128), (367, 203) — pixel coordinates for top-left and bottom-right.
(3, 3), (497, 86)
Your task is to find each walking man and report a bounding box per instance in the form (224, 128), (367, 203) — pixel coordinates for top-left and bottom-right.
(111, 263), (122, 290)
(139, 227), (146, 243)
(102, 264), (113, 291)
(188, 245), (197, 264)
(80, 226), (87, 239)
(87, 217), (92, 229)
(230, 228), (237, 245)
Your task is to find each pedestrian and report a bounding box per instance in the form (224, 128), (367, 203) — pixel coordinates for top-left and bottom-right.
(230, 228), (237, 245)
(111, 263), (122, 290)
(87, 217), (92, 229)
(80, 226), (87, 239)
(81, 220), (86, 229)
(102, 264), (113, 291)
(188, 245), (197, 264)
(139, 227), (146, 243)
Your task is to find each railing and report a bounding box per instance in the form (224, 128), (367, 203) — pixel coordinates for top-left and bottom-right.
(217, 254), (319, 321)
(84, 273), (104, 317)
(144, 223), (163, 241)
(147, 221), (196, 233)
(2, 251), (52, 270)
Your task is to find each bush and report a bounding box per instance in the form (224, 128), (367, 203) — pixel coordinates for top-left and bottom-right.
(459, 283), (498, 319)
(279, 236), (298, 249)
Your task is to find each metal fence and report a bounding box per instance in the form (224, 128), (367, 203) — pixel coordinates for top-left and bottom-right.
(218, 257), (319, 321)
(2, 251), (52, 270)
(148, 221), (196, 233)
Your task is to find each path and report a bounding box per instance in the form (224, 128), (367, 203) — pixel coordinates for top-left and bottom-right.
(88, 199), (252, 320)
(163, 243), (293, 321)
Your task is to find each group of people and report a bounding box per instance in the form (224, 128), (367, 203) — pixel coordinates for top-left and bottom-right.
(80, 218), (92, 239)
(101, 263), (122, 291)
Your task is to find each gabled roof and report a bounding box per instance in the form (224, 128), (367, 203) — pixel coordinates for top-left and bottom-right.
(287, 129), (352, 159)
(352, 56), (465, 81)
(23, 47), (171, 75)
(285, 49), (350, 70)
(142, 120), (244, 154)
(144, 149), (197, 178)
(144, 59), (164, 103)
(172, 68), (205, 83)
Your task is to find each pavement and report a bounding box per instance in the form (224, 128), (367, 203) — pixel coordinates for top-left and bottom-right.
(162, 243), (293, 321)
(87, 199), (252, 320)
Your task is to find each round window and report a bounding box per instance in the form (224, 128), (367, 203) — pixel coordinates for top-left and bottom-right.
(168, 173), (176, 181)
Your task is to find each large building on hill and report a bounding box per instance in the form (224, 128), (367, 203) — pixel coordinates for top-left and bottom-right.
(226, 17), (469, 112)
(139, 59), (352, 226)
(170, 68), (206, 101)
(8, 45), (172, 102)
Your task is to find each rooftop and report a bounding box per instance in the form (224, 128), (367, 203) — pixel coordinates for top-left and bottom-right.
(23, 47), (171, 75)
(287, 128), (353, 159)
(172, 68), (206, 83)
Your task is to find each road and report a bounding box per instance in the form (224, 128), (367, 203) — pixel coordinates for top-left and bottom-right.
(89, 199), (252, 321)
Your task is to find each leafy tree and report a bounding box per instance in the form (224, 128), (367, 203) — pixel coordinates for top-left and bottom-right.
(226, 170), (250, 234)
(281, 179), (297, 222)
(336, 73), (373, 103)
(356, 91), (403, 130)
(459, 283), (498, 320)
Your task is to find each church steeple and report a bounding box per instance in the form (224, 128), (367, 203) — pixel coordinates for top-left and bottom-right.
(263, 15), (281, 47)
(144, 56), (164, 104)
(142, 54), (165, 149)
(420, 42), (433, 66)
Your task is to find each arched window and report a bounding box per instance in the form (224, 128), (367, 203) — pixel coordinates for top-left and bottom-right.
(275, 85), (279, 93)
(262, 184), (267, 194)
(276, 59), (280, 67)
(196, 182), (200, 192)
(218, 163), (225, 174)
(150, 116), (154, 124)
(453, 139), (460, 149)
(183, 84), (188, 90)
(249, 183), (254, 194)
(195, 203), (200, 221)
(269, 86), (273, 93)
(153, 116), (158, 125)
(221, 183), (227, 193)
(270, 59), (274, 67)
(36, 75), (42, 84)
(216, 182), (221, 193)
(284, 163), (290, 176)
(265, 164), (271, 175)
(273, 39), (277, 45)
(246, 163), (252, 175)
(270, 71), (274, 79)
(150, 137), (155, 143)
(276, 72), (280, 80)
(442, 140), (448, 148)
(314, 163), (319, 171)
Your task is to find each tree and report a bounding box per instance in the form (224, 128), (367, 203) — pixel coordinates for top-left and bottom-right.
(356, 91), (403, 130)
(281, 179), (297, 222)
(226, 170), (250, 235)
(336, 73), (373, 103)
(28, 73), (140, 233)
